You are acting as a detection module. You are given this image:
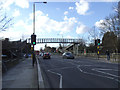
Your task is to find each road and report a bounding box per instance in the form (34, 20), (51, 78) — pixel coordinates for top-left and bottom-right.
(38, 54), (120, 88)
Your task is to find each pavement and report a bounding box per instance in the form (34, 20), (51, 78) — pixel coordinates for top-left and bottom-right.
(2, 57), (38, 89)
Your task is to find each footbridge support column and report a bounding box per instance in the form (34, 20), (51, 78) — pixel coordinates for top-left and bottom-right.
(73, 43), (78, 55)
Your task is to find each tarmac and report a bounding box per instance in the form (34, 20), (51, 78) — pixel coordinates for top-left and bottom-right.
(2, 57), (38, 89)
(2, 55), (119, 90)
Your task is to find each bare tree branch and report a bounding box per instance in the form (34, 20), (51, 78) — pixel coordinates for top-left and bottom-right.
(0, 2), (13, 32)
(98, 2), (120, 37)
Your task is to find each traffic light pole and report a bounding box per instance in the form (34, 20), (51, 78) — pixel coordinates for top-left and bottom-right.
(95, 39), (100, 60)
(32, 3), (35, 64)
(98, 50), (99, 60)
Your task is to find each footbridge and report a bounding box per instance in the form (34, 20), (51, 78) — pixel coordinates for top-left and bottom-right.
(27, 38), (81, 55)
(27, 38), (81, 44)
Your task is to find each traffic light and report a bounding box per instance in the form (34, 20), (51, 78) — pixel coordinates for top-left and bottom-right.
(95, 40), (97, 46)
(31, 34), (36, 45)
(97, 39), (100, 46)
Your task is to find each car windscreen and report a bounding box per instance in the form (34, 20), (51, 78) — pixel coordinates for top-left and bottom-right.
(66, 53), (72, 55)
(45, 54), (49, 56)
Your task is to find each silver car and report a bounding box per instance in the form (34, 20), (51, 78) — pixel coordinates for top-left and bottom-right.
(62, 52), (74, 59)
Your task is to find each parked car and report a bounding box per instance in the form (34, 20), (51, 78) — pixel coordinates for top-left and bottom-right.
(28, 54), (31, 57)
(62, 52), (74, 59)
(39, 53), (42, 56)
(43, 53), (51, 59)
(24, 54), (28, 58)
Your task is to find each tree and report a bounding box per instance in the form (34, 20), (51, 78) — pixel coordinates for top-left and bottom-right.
(102, 31), (117, 53)
(0, 2), (13, 31)
(78, 42), (86, 53)
(98, 2), (120, 37)
(117, 38), (120, 53)
(88, 26), (100, 43)
(96, 2), (120, 53)
(86, 43), (97, 53)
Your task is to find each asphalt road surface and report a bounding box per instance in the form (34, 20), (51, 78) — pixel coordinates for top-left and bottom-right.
(38, 54), (120, 88)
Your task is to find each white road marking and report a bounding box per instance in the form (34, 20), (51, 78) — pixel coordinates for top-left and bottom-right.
(92, 68), (120, 78)
(77, 65), (120, 83)
(77, 66), (114, 79)
(92, 68), (119, 71)
(77, 65), (83, 72)
(47, 70), (62, 88)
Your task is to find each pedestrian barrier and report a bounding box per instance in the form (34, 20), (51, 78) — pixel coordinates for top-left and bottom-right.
(36, 57), (44, 88)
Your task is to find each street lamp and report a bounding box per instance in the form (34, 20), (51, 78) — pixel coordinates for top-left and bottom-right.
(57, 33), (64, 48)
(32, 2), (47, 44)
(33, 2), (47, 34)
(32, 2), (47, 62)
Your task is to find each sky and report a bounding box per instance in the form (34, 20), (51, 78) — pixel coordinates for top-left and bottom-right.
(0, 0), (119, 50)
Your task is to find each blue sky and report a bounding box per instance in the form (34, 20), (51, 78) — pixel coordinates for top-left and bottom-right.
(0, 0), (119, 50)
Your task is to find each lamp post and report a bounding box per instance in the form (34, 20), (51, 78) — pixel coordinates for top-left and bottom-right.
(32, 2), (47, 49)
(33, 2), (47, 34)
(32, 2), (47, 66)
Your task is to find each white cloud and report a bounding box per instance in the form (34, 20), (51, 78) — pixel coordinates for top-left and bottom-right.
(1, 10), (78, 42)
(29, 11), (77, 34)
(64, 16), (68, 21)
(65, 35), (74, 38)
(0, 27), (23, 41)
(87, 0), (119, 2)
(0, 19), (33, 40)
(13, 9), (20, 17)
(69, 7), (74, 10)
(64, 11), (68, 15)
(95, 19), (105, 28)
(76, 23), (89, 34)
(1, 0), (29, 10)
(1, 0), (13, 11)
(14, 0), (29, 8)
(75, 0), (89, 15)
